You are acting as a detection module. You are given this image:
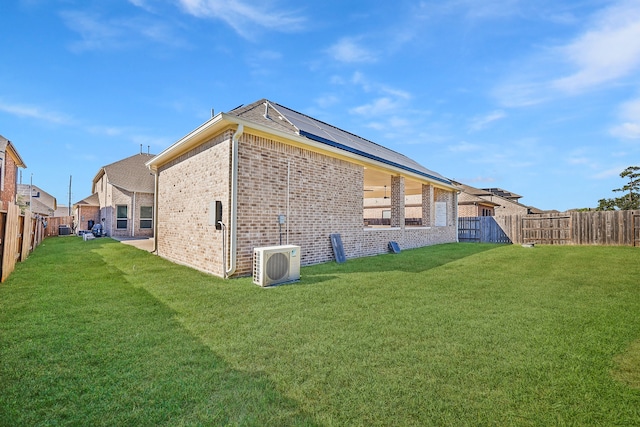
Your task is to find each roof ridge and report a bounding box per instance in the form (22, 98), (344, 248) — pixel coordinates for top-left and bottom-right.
(101, 152), (155, 169)
(269, 100), (390, 151)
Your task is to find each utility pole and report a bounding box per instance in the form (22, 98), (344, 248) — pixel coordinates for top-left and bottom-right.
(68, 175), (72, 216)
(30, 173), (33, 212)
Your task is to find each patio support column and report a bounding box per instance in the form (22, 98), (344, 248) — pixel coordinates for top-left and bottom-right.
(390, 175), (405, 228)
(422, 183), (434, 227)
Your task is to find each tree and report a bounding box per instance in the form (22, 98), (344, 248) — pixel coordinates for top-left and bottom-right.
(597, 166), (640, 210)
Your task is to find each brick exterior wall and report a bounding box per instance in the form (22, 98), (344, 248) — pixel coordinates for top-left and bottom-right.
(156, 131), (232, 277)
(155, 129), (458, 278)
(488, 197), (529, 216)
(458, 204), (480, 218)
(95, 173), (154, 237)
(76, 205), (100, 231)
(1, 154), (18, 211)
(235, 134), (364, 273)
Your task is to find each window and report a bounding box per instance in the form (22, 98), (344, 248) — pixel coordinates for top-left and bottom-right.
(116, 205), (128, 229)
(140, 206), (153, 229)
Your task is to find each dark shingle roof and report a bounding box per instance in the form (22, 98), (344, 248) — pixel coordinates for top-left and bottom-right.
(228, 100), (452, 185)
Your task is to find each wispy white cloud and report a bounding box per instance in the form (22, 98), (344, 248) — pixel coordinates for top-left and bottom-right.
(327, 38), (377, 63)
(494, 0), (640, 106)
(610, 97), (640, 139)
(552, 1), (640, 93)
(449, 141), (482, 153)
(176, 0), (305, 39)
(593, 165), (627, 179)
(350, 97), (403, 117)
(0, 100), (73, 124)
(0, 99), (169, 150)
(314, 95), (340, 109)
(437, 0), (522, 20)
(87, 125), (172, 149)
(468, 110), (506, 131)
(60, 9), (187, 52)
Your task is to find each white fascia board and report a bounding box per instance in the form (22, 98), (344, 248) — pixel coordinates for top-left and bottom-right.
(147, 112), (457, 191)
(227, 114), (457, 191)
(146, 113), (228, 172)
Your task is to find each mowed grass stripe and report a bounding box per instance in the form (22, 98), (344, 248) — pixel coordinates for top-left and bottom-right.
(1, 237), (639, 426)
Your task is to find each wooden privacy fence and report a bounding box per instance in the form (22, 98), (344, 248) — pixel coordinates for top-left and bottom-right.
(458, 216), (511, 243)
(44, 216), (75, 237)
(0, 205), (50, 282)
(460, 210), (640, 246)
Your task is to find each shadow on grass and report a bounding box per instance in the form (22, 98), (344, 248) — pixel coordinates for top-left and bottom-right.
(0, 237), (318, 426)
(299, 242), (505, 284)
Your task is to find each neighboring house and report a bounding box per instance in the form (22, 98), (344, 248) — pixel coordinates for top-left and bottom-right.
(455, 181), (541, 216)
(88, 152), (155, 238)
(147, 99), (459, 278)
(455, 184), (500, 217)
(73, 194), (100, 231)
(0, 135), (27, 211)
(17, 184), (57, 216)
(54, 205), (71, 217)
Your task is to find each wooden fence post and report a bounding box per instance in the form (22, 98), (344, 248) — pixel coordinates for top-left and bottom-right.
(2, 204), (21, 282)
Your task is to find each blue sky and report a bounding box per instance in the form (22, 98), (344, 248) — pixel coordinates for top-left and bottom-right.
(1, 0), (639, 211)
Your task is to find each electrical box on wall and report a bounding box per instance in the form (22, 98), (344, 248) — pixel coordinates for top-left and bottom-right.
(209, 201), (223, 230)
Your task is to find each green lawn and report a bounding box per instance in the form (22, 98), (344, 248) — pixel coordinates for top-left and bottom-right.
(1, 238), (639, 426)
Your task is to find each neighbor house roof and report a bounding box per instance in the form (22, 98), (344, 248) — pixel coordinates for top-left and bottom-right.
(482, 187), (522, 201)
(74, 193), (99, 208)
(457, 190), (500, 207)
(27, 198), (55, 216)
(455, 181), (550, 213)
(0, 134), (27, 168)
(93, 153), (155, 193)
(148, 99), (455, 189)
(17, 184), (57, 212)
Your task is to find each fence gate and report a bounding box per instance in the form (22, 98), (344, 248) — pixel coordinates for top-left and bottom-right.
(458, 217), (480, 242)
(634, 214), (640, 247)
(522, 215), (571, 245)
(458, 217), (511, 243)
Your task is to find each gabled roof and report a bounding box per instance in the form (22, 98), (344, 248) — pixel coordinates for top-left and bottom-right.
(17, 184), (57, 211)
(482, 187), (522, 200)
(74, 193), (99, 207)
(0, 134), (27, 168)
(457, 191), (500, 207)
(454, 182), (495, 198)
(93, 153), (155, 193)
(27, 197), (55, 216)
(148, 100), (455, 190)
(228, 100), (452, 185)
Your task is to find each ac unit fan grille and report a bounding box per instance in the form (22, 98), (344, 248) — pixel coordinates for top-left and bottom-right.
(266, 252), (289, 281)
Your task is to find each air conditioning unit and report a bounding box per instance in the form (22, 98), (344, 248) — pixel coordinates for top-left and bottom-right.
(253, 245), (301, 287)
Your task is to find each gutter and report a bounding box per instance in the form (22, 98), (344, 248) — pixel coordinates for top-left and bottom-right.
(225, 124), (244, 278)
(147, 112), (456, 192)
(151, 170), (159, 253)
(132, 192), (136, 237)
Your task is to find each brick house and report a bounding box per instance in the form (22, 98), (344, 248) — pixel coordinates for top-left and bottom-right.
(454, 182), (541, 217)
(73, 193), (100, 231)
(454, 183), (500, 217)
(85, 153), (155, 237)
(0, 135), (26, 211)
(147, 99), (458, 278)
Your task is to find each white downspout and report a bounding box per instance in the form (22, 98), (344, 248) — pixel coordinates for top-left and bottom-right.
(152, 171), (159, 253)
(225, 124), (244, 278)
(132, 192), (136, 237)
